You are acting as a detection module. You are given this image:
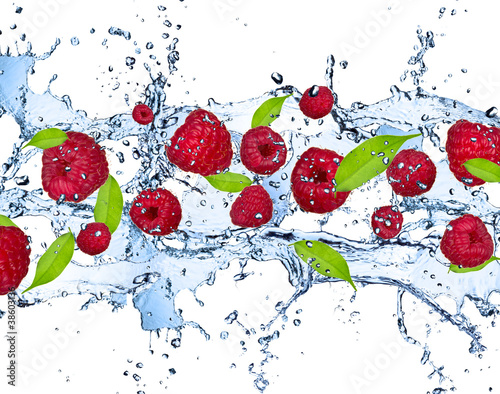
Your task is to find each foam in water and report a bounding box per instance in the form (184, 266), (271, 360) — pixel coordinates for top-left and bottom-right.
(0, 10), (499, 393)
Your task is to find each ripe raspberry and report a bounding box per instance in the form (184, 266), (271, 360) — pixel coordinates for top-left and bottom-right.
(386, 149), (437, 197)
(132, 104), (154, 125)
(290, 147), (350, 214)
(440, 214), (494, 268)
(0, 226), (31, 295)
(299, 86), (335, 119)
(240, 126), (287, 175)
(371, 206), (404, 239)
(230, 185), (273, 228)
(166, 109), (233, 176)
(42, 131), (109, 203)
(446, 119), (500, 186)
(76, 222), (111, 256)
(129, 188), (182, 236)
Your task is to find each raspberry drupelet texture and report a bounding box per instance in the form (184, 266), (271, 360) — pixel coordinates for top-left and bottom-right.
(291, 147), (350, 214)
(41, 131), (109, 203)
(76, 222), (112, 256)
(240, 126), (287, 175)
(386, 149), (437, 197)
(230, 185), (273, 228)
(440, 214), (494, 268)
(298, 86), (335, 119)
(446, 119), (500, 187)
(166, 109), (233, 176)
(132, 104), (155, 125)
(129, 188), (182, 236)
(371, 205), (404, 239)
(0, 226), (31, 295)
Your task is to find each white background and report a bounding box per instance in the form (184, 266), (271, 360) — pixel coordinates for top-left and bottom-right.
(1, 0), (500, 393)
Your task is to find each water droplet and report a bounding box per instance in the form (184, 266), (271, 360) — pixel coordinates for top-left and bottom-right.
(65, 166), (71, 172)
(339, 60), (348, 69)
(486, 107), (498, 118)
(95, 231), (102, 237)
(382, 157), (390, 165)
(305, 241), (313, 248)
(271, 72), (283, 84)
(70, 37), (80, 46)
(255, 213), (263, 219)
(308, 85), (319, 97)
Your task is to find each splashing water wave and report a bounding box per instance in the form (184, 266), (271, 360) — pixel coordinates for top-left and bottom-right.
(1, 41), (500, 391)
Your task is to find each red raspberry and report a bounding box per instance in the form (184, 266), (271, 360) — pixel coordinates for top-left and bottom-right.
(0, 226), (31, 295)
(440, 214), (494, 268)
(76, 222), (112, 256)
(129, 188), (182, 236)
(290, 147), (350, 214)
(41, 131), (109, 203)
(386, 149), (437, 197)
(166, 109), (233, 176)
(371, 206), (403, 239)
(132, 104), (154, 125)
(446, 119), (500, 186)
(299, 86), (335, 119)
(230, 185), (273, 228)
(240, 126), (287, 175)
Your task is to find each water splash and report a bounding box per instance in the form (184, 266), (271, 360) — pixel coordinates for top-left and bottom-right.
(1, 31), (500, 393)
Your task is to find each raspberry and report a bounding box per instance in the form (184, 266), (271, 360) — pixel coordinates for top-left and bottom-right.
(240, 126), (287, 175)
(0, 226), (31, 295)
(42, 131), (109, 203)
(446, 119), (500, 186)
(386, 149), (437, 197)
(298, 86), (335, 119)
(132, 104), (154, 125)
(371, 206), (403, 239)
(129, 188), (182, 236)
(440, 214), (494, 268)
(290, 147), (350, 214)
(230, 185), (273, 228)
(166, 109), (233, 176)
(76, 222), (112, 256)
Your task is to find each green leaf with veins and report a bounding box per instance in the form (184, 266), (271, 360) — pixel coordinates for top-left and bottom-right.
(251, 94), (292, 128)
(463, 158), (500, 183)
(291, 240), (357, 291)
(204, 172), (252, 193)
(22, 128), (68, 150)
(22, 231), (75, 294)
(94, 175), (123, 234)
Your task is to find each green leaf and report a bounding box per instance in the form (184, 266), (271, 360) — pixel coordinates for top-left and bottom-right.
(334, 133), (420, 192)
(291, 240), (357, 291)
(463, 158), (500, 183)
(22, 231), (75, 294)
(449, 255), (500, 273)
(94, 175), (123, 234)
(22, 128), (68, 150)
(204, 172), (253, 193)
(251, 94), (292, 128)
(0, 215), (18, 228)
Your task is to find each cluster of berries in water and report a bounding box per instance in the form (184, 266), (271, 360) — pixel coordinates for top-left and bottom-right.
(1, 85), (499, 294)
